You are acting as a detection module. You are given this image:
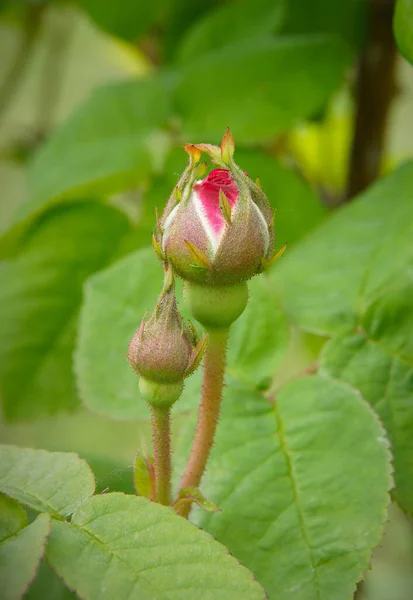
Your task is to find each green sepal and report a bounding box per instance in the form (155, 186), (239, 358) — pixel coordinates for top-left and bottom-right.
(139, 378), (184, 409)
(133, 451), (155, 500)
(173, 487), (221, 513)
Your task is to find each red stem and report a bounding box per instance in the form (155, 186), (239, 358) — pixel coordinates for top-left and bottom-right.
(150, 405), (172, 506)
(176, 329), (229, 518)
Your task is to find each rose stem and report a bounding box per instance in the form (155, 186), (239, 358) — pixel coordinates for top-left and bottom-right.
(150, 405), (172, 506)
(176, 328), (229, 518)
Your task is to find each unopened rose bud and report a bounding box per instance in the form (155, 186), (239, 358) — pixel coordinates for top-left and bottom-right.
(128, 267), (207, 406)
(157, 130), (277, 287)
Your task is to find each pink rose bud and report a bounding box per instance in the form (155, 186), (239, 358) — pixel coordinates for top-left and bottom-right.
(128, 267), (207, 386)
(156, 130), (278, 286)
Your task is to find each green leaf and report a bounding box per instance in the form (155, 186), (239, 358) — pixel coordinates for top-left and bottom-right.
(361, 275), (413, 363)
(0, 494), (28, 543)
(320, 332), (413, 515)
(176, 0), (286, 63)
(177, 377), (392, 600)
(174, 35), (352, 142)
(273, 163), (413, 335)
(28, 77), (170, 205)
(0, 445), (95, 516)
(46, 492), (266, 600)
(394, 0), (413, 65)
(236, 150), (326, 246)
(0, 513), (50, 600)
(76, 0), (165, 41)
(75, 247), (289, 420)
(227, 274), (289, 388)
(0, 201), (132, 421)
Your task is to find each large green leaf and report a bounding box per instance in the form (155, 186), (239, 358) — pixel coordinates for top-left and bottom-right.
(47, 492), (266, 600)
(175, 377), (392, 600)
(273, 163), (413, 335)
(394, 0), (413, 65)
(75, 247), (289, 420)
(0, 201), (132, 421)
(0, 513), (50, 600)
(320, 332), (413, 514)
(175, 35), (351, 142)
(0, 445), (95, 516)
(28, 77), (170, 205)
(176, 0), (286, 63)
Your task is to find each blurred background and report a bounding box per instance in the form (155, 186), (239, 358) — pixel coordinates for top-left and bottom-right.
(0, 1), (412, 598)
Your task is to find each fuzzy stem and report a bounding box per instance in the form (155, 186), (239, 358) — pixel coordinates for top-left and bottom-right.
(150, 405), (172, 506)
(176, 328), (229, 518)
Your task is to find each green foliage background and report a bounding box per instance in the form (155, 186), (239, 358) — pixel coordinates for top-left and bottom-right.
(0, 0), (413, 599)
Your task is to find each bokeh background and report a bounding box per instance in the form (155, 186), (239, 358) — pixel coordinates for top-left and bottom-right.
(0, 1), (412, 598)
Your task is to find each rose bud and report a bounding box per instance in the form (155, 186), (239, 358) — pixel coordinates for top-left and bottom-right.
(128, 267), (207, 407)
(155, 129), (282, 288)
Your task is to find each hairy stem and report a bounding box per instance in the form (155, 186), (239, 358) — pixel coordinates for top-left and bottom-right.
(150, 405), (172, 506)
(176, 328), (229, 518)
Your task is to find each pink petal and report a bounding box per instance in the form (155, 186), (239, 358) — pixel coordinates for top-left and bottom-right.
(193, 169), (238, 235)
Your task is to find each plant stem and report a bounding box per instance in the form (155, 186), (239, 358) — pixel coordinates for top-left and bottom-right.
(150, 405), (172, 506)
(0, 5), (44, 125)
(346, 0), (397, 200)
(176, 328), (229, 518)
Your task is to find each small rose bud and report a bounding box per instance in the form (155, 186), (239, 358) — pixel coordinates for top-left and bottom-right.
(157, 130), (275, 286)
(127, 268), (206, 405)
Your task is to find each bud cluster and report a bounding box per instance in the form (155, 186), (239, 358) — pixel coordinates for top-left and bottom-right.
(128, 129), (283, 406)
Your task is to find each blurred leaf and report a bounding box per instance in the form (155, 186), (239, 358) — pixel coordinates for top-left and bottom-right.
(75, 247), (289, 420)
(160, 0), (223, 60)
(174, 35), (352, 142)
(283, 0), (367, 48)
(235, 149), (326, 245)
(176, 377), (392, 600)
(0, 513), (50, 600)
(176, 0), (286, 63)
(85, 455), (135, 495)
(25, 34), (349, 212)
(0, 445), (95, 516)
(320, 332), (413, 515)
(394, 0), (413, 65)
(26, 559), (76, 600)
(28, 77), (171, 205)
(76, 0), (165, 41)
(273, 163), (413, 335)
(0, 201), (133, 421)
(0, 494), (28, 543)
(47, 493), (266, 600)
